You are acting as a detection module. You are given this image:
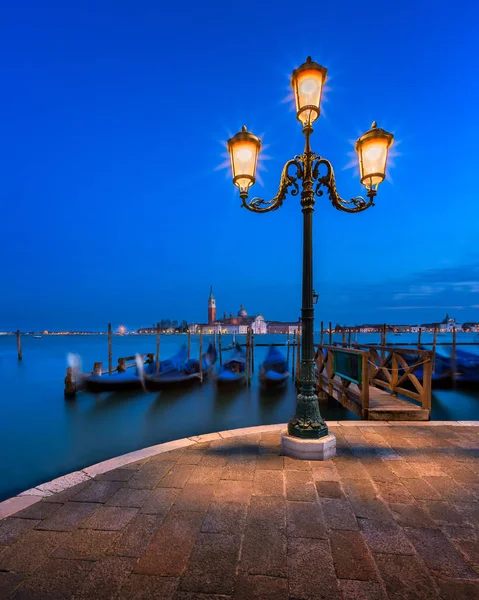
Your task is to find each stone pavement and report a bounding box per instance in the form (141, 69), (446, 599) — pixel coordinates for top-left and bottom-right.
(0, 423), (478, 599)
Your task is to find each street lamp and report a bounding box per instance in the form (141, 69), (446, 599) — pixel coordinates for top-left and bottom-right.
(227, 57), (393, 442)
(312, 290), (319, 305)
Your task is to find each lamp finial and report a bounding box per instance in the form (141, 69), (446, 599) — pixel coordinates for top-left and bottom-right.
(242, 125), (247, 132)
(372, 121), (377, 128)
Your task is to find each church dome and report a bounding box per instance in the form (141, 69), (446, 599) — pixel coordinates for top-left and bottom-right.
(238, 304), (247, 317)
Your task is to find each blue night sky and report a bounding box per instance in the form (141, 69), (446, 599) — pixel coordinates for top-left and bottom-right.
(1, 0), (478, 331)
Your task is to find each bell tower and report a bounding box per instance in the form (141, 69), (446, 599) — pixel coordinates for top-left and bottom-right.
(208, 286), (216, 324)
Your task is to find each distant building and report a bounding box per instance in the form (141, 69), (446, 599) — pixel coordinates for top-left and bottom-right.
(267, 321), (302, 334)
(208, 286), (216, 325)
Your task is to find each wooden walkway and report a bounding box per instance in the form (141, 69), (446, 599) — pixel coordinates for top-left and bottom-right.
(316, 344), (433, 421)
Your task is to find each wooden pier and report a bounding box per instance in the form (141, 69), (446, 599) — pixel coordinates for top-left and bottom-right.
(315, 343), (433, 420)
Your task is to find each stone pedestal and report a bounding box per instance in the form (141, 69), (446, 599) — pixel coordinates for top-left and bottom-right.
(281, 430), (336, 460)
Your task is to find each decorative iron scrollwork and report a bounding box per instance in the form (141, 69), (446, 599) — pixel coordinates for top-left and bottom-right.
(242, 159), (303, 213)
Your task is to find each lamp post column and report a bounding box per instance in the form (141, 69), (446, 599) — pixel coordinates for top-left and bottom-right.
(288, 129), (328, 439)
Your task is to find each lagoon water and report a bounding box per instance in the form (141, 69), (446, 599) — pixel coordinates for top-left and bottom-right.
(0, 332), (478, 502)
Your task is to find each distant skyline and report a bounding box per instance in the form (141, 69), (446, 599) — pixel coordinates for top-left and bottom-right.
(1, 1), (478, 330)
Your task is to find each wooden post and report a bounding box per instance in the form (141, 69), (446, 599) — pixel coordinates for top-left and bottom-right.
(219, 331), (223, 366)
(291, 332), (296, 380)
(251, 329), (255, 373)
(147, 353), (154, 365)
(16, 330), (22, 361)
(245, 328), (251, 385)
(342, 329), (347, 346)
(118, 358), (127, 373)
(296, 328), (301, 385)
(156, 322), (161, 374)
(422, 351), (433, 415)
(199, 330), (203, 384)
(214, 330), (217, 350)
(286, 332), (290, 367)
(432, 324), (438, 374)
(320, 321), (324, 345)
(93, 362), (102, 375)
(108, 322), (112, 375)
(417, 327), (422, 349)
(348, 328), (352, 347)
(329, 321), (332, 346)
(360, 351), (370, 418)
(391, 352), (398, 396)
(64, 367), (76, 398)
(187, 328), (190, 361)
(383, 324), (387, 347)
(451, 326), (457, 389)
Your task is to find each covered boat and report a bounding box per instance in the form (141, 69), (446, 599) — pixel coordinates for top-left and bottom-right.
(259, 346), (289, 390)
(82, 346), (188, 393)
(216, 343), (246, 386)
(144, 344), (217, 391)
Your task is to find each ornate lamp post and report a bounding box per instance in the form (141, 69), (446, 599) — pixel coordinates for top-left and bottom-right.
(227, 57), (393, 450)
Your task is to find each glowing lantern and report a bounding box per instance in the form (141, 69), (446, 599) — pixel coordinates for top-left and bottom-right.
(355, 122), (394, 189)
(227, 126), (261, 196)
(291, 56), (327, 127)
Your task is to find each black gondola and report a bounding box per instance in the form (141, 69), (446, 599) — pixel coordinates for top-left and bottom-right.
(216, 343), (246, 386)
(144, 344), (217, 391)
(259, 346), (289, 390)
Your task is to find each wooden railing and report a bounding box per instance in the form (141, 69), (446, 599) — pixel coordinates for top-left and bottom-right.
(314, 344), (433, 418)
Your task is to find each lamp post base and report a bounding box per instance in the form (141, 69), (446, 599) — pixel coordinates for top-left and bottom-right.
(281, 430), (336, 461)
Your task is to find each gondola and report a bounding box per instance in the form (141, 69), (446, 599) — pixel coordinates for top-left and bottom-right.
(216, 343), (246, 386)
(259, 346), (289, 390)
(144, 344), (217, 391)
(82, 346), (187, 393)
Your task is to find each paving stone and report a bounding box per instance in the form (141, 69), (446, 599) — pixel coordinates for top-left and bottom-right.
(95, 468), (136, 482)
(375, 480), (415, 504)
(360, 459), (398, 482)
(388, 461), (420, 479)
(454, 502), (479, 527)
(311, 466), (340, 481)
(177, 449), (208, 465)
(36, 502), (100, 531)
(220, 463), (255, 481)
(71, 480), (124, 503)
(423, 476), (477, 502)
(284, 456), (312, 471)
(127, 461), (175, 489)
(172, 484), (216, 512)
(400, 477), (442, 500)
(106, 487), (152, 508)
(189, 467), (226, 484)
(252, 469), (283, 497)
(405, 527), (477, 578)
(0, 530), (68, 573)
(373, 553), (439, 600)
(174, 593), (234, 600)
(76, 556), (136, 599)
(285, 470), (316, 501)
(213, 480), (253, 504)
(389, 503), (435, 527)
(197, 454), (229, 467)
(53, 529), (118, 560)
(256, 454), (283, 470)
(320, 498), (359, 531)
(434, 577), (479, 600)
(239, 526), (287, 577)
(412, 462), (446, 476)
(329, 530), (377, 581)
(9, 558), (94, 599)
(338, 580), (387, 600)
(334, 460), (371, 480)
(179, 533), (240, 595)
(117, 574), (179, 600)
(0, 517), (40, 545)
(42, 480), (91, 503)
(360, 519), (414, 555)
(108, 513), (161, 557)
(201, 502), (247, 534)
(286, 501), (327, 539)
(453, 539), (479, 565)
(0, 571), (25, 598)
(157, 465), (197, 488)
(245, 496), (285, 531)
(449, 464), (479, 484)
(421, 500), (467, 525)
(342, 478), (377, 500)
(135, 510), (204, 576)
(315, 480), (344, 498)
(14, 502), (63, 521)
(140, 487), (180, 515)
(442, 525), (477, 542)
(232, 574), (288, 600)
(288, 537), (340, 600)
(80, 506), (138, 531)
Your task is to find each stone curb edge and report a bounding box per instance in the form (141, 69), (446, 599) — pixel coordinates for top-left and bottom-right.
(1, 420), (478, 519)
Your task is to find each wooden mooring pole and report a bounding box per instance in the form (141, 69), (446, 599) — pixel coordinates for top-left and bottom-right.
(219, 331), (223, 366)
(417, 327), (422, 349)
(329, 322), (332, 346)
(348, 328), (352, 347)
(452, 326), (457, 389)
(199, 330), (203, 384)
(107, 323), (112, 375)
(342, 329), (347, 346)
(251, 329), (255, 373)
(320, 321), (324, 345)
(214, 330), (217, 350)
(291, 332), (296, 380)
(296, 328), (301, 385)
(187, 329), (191, 361)
(156, 323), (161, 374)
(246, 328), (251, 386)
(64, 367), (76, 398)
(432, 324), (438, 374)
(286, 332), (290, 367)
(16, 330), (22, 361)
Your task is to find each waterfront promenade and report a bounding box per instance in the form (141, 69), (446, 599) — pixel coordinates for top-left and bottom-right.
(0, 422), (478, 599)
